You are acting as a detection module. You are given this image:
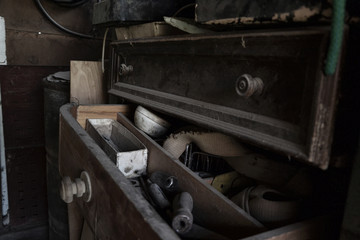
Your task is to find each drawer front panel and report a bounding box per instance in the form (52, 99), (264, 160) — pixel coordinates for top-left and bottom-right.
(110, 27), (342, 169)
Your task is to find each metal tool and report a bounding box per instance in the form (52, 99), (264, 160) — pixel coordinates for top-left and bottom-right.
(148, 183), (171, 209)
(172, 192), (193, 234)
(182, 143), (232, 175)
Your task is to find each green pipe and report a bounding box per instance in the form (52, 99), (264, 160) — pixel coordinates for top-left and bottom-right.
(324, 0), (346, 76)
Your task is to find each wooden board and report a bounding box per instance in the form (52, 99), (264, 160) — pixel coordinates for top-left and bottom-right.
(75, 104), (133, 129)
(70, 61), (105, 105)
(80, 220), (95, 240)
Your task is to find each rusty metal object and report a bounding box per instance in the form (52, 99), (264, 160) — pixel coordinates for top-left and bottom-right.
(172, 192), (194, 234)
(236, 74), (264, 98)
(134, 106), (171, 138)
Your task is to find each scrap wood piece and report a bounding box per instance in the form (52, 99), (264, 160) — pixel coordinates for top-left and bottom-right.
(70, 61), (105, 105)
(163, 17), (213, 34)
(76, 104), (133, 129)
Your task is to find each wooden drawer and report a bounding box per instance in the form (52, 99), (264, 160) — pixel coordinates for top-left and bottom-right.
(59, 104), (339, 240)
(59, 104), (264, 239)
(108, 27), (344, 169)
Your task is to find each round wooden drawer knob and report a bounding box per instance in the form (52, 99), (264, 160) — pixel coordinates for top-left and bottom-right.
(236, 74), (264, 98)
(60, 171), (92, 203)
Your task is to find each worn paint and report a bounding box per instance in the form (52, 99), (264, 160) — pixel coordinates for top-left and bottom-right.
(203, 3), (326, 25)
(86, 119), (148, 178)
(309, 103), (328, 168)
(0, 83), (9, 225)
(272, 12), (291, 22)
(292, 5), (321, 22)
(116, 149), (148, 178)
(321, 8), (333, 18)
(0, 16), (6, 65)
(241, 36), (246, 48)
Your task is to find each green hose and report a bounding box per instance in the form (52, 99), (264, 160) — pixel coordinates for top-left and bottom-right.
(324, 0), (346, 76)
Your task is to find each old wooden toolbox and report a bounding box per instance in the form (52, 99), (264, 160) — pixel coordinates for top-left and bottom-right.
(109, 26), (342, 170)
(58, 26), (344, 239)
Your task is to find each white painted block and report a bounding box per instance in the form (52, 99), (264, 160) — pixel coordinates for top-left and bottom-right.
(0, 17), (6, 65)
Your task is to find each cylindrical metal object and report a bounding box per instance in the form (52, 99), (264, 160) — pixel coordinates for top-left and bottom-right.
(43, 72), (70, 240)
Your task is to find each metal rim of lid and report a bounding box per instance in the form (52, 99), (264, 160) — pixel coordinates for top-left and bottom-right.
(135, 105), (171, 128)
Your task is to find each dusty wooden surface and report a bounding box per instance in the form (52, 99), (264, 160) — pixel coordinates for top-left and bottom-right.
(80, 220), (95, 240)
(76, 104), (132, 129)
(0, 0), (102, 66)
(68, 202), (83, 240)
(0, 225), (48, 240)
(70, 61), (105, 105)
(240, 215), (340, 240)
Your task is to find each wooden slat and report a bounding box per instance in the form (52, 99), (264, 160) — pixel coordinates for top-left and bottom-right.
(76, 104), (132, 129)
(70, 61), (105, 105)
(68, 202), (84, 240)
(80, 220), (95, 240)
(240, 215), (339, 240)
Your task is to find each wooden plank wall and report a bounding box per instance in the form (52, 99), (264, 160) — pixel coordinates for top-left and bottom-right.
(0, 0), (102, 66)
(0, 66), (64, 234)
(0, 0), (103, 237)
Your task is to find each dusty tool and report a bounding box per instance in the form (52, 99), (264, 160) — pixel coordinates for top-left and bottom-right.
(182, 143), (232, 175)
(150, 171), (179, 193)
(172, 192), (193, 234)
(148, 183), (171, 209)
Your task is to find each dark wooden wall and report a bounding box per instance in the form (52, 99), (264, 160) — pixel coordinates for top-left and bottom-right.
(0, 0), (102, 237)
